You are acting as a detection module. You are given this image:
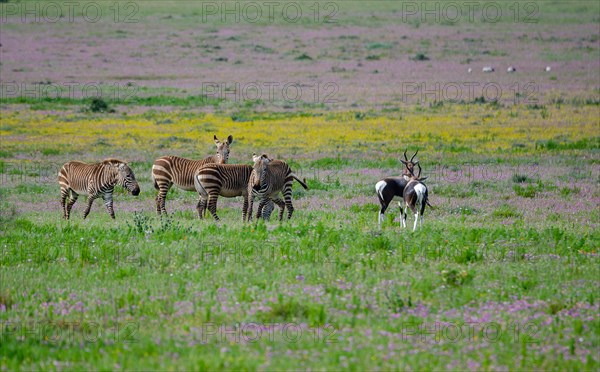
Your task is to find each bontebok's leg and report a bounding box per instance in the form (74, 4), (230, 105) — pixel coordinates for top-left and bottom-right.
(378, 200), (389, 229)
(413, 211), (419, 231)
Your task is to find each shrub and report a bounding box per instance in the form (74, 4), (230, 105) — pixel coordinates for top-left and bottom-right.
(512, 174), (530, 183)
(411, 53), (430, 61)
(88, 98), (114, 113)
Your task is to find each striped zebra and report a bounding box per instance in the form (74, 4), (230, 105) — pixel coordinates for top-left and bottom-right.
(193, 164), (278, 221)
(152, 134), (232, 215)
(58, 158), (140, 220)
(247, 154), (308, 221)
(247, 167), (284, 221)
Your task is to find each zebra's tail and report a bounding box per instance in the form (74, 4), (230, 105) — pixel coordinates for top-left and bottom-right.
(151, 167), (159, 190)
(193, 174), (210, 198)
(292, 174), (309, 190)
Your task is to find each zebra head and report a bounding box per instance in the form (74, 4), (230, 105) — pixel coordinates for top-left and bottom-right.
(400, 149), (419, 181)
(115, 162), (141, 196)
(252, 153), (272, 188)
(214, 134), (233, 164)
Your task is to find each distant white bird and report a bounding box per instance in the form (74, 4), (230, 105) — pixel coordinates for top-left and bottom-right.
(545, 66), (552, 72)
(467, 68), (472, 73)
(483, 66), (494, 73)
(507, 66), (516, 73)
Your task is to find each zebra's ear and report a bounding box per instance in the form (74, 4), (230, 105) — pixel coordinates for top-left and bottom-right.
(214, 134), (220, 144)
(252, 153), (260, 162)
(118, 163), (126, 170)
(227, 135), (233, 144)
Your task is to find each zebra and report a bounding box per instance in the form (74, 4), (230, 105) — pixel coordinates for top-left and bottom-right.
(247, 154), (308, 221)
(193, 164), (279, 221)
(246, 168), (283, 221)
(58, 158), (140, 220)
(152, 134), (233, 215)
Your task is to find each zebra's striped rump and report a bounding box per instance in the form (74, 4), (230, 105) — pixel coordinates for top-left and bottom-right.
(193, 163), (254, 221)
(58, 158), (140, 220)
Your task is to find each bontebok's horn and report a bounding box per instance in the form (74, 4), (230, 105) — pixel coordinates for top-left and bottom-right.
(410, 149), (419, 162)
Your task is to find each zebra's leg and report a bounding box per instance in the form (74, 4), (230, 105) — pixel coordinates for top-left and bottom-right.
(156, 182), (171, 215)
(246, 195), (253, 222)
(262, 199), (275, 221)
(271, 198), (286, 221)
(196, 196), (206, 219)
(102, 192), (116, 219)
(283, 187), (294, 219)
(256, 197), (268, 221)
(83, 194), (99, 219)
(65, 190), (78, 220)
(242, 194), (249, 222)
(60, 187), (69, 219)
(207, 192), (220, 221)
(246, 194), (253, 222)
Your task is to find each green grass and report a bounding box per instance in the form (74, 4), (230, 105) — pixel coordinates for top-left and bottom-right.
(1, 209), (598, 368)
(1, 155), (598, 370)
(1, 0), (600, 368)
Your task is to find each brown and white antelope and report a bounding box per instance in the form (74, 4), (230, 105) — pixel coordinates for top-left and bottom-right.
(152, 134), (232, 215)
(247, 154), (308, 221)
(375, 150), (420, 228)
(401, 163), (430, 231)
(58, 158), (140, 220)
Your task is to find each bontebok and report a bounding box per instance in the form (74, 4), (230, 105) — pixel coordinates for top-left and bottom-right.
(375, 150), (420, 228)
(401, 164), (431, 231)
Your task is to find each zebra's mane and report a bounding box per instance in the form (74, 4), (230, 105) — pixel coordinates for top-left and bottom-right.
(102, 158), (126, 166)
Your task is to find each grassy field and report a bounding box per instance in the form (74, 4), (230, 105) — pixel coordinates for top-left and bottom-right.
(1, 0), (599, 370)
(1, 102), (598, 370)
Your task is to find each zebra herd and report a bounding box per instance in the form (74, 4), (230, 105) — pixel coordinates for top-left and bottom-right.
(58, 135), (430, 229)
(58, 135), (307, 222)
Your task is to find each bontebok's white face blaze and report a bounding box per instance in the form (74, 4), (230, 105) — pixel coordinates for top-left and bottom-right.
(400, 149), (419, 179)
